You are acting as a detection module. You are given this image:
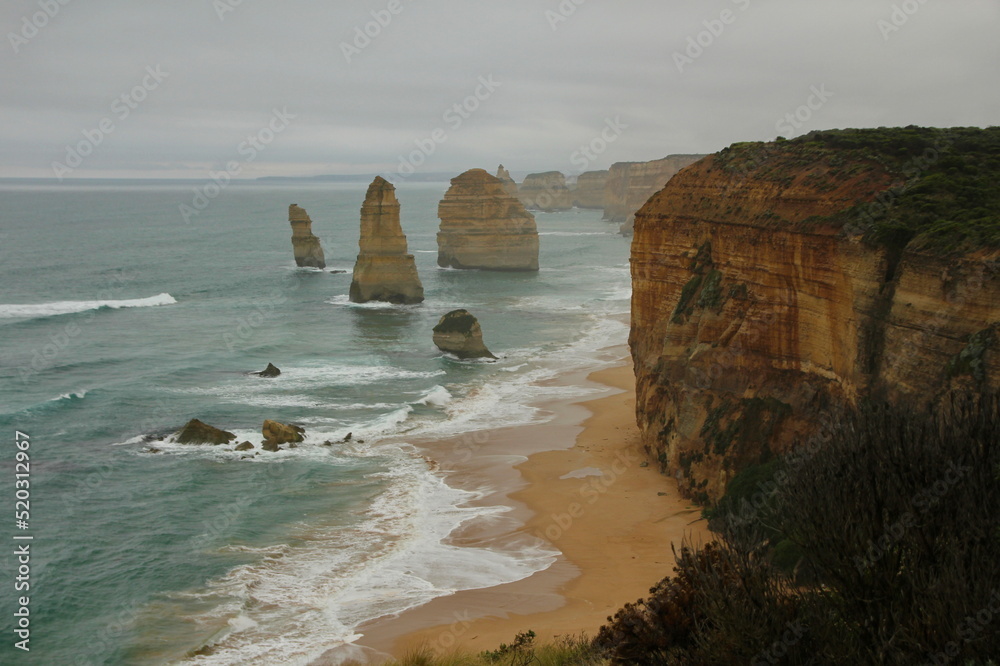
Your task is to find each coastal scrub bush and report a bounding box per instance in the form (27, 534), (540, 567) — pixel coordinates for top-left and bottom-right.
(595, 393), (1000, 665)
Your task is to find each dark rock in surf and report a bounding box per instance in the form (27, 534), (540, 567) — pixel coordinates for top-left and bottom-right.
(175, 419), (237, 445)
(254, 363), (281, 378)
(433, 309), (498, 360)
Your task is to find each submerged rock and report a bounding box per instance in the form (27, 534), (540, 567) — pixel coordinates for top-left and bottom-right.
(437, 169), (539, 271)
(253, 363), (281, 378)
(288, 204), (326, 269)
(433, 309), (498, 360)
(349, 177), (424, 304)
(175, 419), (236, 445)
(262, 419), (304, 450)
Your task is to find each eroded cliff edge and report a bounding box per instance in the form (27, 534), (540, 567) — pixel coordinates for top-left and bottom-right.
(630, 128), (1000, 503)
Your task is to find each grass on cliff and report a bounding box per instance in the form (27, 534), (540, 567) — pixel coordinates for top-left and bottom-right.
(714, 125), (1000, 254)
(379, 633), (606, 666)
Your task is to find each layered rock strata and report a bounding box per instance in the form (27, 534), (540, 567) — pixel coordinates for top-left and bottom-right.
(433, 310), (497, 359)
(518, 171), (573, 211)
(605, 155), (706, 231)
(288, 204), (326, 268)
(350, 177), (424, 304)
(573, 170), (609, 209)
(630, 132), (1000, 504)
(437, 169), (539, 271)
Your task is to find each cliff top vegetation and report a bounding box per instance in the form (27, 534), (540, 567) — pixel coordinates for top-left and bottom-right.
(714, 126), (1000, 255)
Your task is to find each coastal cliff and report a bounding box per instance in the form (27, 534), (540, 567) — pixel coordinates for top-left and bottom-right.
(350, 177), (424, 304)
(573, 170), (609, 210)
(630, 128), (1000, 503)
(288, 204), (326, 268)
(606, 155), (706, 233)
(519, 171), (573, 212)
(438, 168), (539, 271)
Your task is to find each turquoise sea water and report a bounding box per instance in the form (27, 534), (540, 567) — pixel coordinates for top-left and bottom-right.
(0, 180), (631, 665)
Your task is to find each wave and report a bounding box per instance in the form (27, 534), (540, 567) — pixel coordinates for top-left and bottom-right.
(326, 295), (420, 310)
(414, 385), (452, 407)
(168, 450), (556, 665)
(0, 293), (177, 319)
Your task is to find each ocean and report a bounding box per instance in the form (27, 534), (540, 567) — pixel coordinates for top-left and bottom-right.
(0, 179), (631, 665)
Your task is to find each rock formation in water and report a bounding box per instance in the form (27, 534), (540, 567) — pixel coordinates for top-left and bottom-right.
(235, 441), (254, 451)
(518, 171), (573, 211)
(262, 420), (304, 451)
(605, 155), (705, 233)
(573, 170), (609, 209)
(175, 419), (236, 445)
(437, 169), (539, 271)
(433, 309), (497, 359)
(496, 164), (519, 199)
(630, 128), (1000, 504)
(349, 177), (424, 305)
(253, 363), (281, 378)
(288, 204), (326, 268)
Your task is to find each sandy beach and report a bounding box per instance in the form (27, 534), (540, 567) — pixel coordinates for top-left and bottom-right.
(353, 351), (713, 662)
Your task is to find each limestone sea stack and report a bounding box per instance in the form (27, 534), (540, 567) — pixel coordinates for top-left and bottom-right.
(518, 171), (572, 211)
(495, 164), (519, 199)
(288, 204), (326, 268)
(349, 177), (424, 304)
(604, 155), (706, 233)
(433, 309), (497, 359)
(437, 169), (539, 271)
(573, 170), (609, 209)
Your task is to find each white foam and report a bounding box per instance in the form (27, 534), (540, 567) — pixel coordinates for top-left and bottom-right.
(415, 385), (452, 407)
(53, 390), (88, 402)
(171, 448), (557, 665)
(326, 295), (419, 310)
(0, 293), (177, 319)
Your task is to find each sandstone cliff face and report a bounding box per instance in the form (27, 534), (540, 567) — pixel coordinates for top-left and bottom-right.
(289, 204), (326, 268)
(605, 155), (706, 228)
(573, 170), (609, 209)
(630, 138), (1000, 504)
(438, 169), (539, 271)
(518, 171), (573, 212)
(496, 164), (519, 199)
(350, 177), (424, 305)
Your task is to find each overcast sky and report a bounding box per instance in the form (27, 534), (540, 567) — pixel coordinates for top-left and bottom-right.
(1, 0), (997, 180)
